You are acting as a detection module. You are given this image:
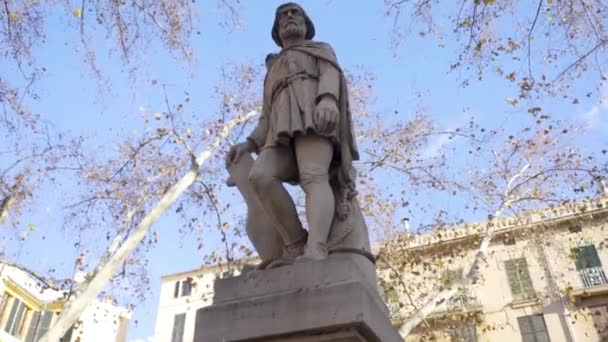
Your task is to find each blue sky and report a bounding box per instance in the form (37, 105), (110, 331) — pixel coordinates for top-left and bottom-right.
(1, 1), (607, 341)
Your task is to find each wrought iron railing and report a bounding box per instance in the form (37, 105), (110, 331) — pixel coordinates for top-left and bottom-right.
(579, 266), (608, 288)
(433, 291), (482, 314)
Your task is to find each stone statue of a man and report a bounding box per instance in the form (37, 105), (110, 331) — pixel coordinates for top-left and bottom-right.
(227, 2), (360, 265)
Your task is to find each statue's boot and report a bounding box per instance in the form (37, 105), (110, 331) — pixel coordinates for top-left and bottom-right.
(295, 241), (328, 263)
(265, 233), (307, 269)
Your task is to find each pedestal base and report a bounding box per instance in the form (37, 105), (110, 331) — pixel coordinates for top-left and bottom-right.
(194, 254), (401, 342)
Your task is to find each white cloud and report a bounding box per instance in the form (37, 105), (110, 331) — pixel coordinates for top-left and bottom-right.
(580, 83), (608, 132)
(422, 133), (452, 158)
(421, 114), (470, 158)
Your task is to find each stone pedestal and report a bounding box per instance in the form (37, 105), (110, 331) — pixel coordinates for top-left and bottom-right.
(194, 254), (401, 342)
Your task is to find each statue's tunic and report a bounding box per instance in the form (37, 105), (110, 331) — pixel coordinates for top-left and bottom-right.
(248, 41), (360, 216)
(248, 45), (340, 150)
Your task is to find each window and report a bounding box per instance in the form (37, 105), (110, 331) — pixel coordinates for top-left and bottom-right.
(181, 279), (192, 297)
(4, 297), (26, 336)
(0, 292), (8, 321)
(571, 244), (608, 287)
(173, 281), (180, 298)
(572, 245), (602, 270)
(441, 268), (463, 287)
(503, 236), (516, 245)
(171, 313), (186, 342)
(505, 258), (536, 302)
(25, 310), (41, 342)
(449, 323), (477, 342)
(517, 314), (550, 342)
(173, 279), (192, 298)
(25, 310), (53, 342)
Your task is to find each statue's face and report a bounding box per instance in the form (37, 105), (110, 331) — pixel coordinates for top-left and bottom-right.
(278, 4), (306, 42)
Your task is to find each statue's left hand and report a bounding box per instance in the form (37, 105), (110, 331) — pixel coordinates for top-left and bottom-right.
(314, 95), (339, 134)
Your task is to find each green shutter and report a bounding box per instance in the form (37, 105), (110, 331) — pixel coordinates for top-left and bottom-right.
(572, 245), (602, 270)
(505, 258), (535, 301)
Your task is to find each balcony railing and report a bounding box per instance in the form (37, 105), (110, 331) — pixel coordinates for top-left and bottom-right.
(433, 291), (482, 314)
(579, 266), (608, 288)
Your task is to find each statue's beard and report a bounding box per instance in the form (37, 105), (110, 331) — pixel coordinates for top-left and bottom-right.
(279, 25), (306, 42)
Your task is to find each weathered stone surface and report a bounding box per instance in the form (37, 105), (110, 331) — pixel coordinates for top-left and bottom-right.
(225, 2), (371, 265)
(194, 255), (401, 342)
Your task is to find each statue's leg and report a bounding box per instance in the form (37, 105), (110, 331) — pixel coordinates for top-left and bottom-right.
(294, 135), (335, 260)
(227, 154), (283, 264)
(248, 145), (307, 253)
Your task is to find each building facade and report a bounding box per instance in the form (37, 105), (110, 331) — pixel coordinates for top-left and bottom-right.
(379, 195), (608, 341)
(0, 261), (130, 342)
(154, 195), (608, 341)
(153, 263), (239, 342)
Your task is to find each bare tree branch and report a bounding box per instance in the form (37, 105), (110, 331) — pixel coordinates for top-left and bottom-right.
(40, 110), (256, 341)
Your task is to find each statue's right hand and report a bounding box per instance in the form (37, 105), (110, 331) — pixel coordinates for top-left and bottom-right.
(226, 141), (255, 168)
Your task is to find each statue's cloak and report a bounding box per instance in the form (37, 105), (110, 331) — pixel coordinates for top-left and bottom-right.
(267, 40), (360, 209)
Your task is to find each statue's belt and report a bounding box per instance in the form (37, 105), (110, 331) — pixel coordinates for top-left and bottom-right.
(269, 72), (318, 105)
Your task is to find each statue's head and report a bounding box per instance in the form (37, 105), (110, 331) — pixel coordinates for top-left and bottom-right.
(272, 2), (315, 48)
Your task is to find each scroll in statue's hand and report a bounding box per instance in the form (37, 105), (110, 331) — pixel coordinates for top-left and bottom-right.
(314, 95), (339, 134)
(226, 140), (256, 168)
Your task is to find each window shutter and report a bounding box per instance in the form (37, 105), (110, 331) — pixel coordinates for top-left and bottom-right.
(0, 293), (8, 322)
(174, 281), (180, 298)
(34, 311), (54, 340)
(583, 245), (602, 268)
(505, 258), (535, 301)
(518, 314), (550, 342)
(4, 298), (25, 336)
(25, 311), (41, 342)
(572, 247), (585, 270)
(171, 313), (186, 342)
(573, 245), (602, 270)
(4, 297), (19, 332)
(9, 300), (25, 336)
(505, 260), (523, 295)
(181, 280), (192, 297)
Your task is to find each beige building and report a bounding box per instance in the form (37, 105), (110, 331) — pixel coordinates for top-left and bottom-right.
(0, 261), (130, 342)
(154, 195), (608, 341)
(153, 262), (240, 342)
(380, 194), (608, 341)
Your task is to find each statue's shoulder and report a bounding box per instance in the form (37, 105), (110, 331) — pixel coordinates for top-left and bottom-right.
(291, 41), (338, 62)
(305, 40), (335, 52)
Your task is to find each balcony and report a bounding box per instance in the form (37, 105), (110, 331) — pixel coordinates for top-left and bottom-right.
(571, 266), (608, 298)
(429, 291), (482, 318)
(580, 266), (608, 287)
